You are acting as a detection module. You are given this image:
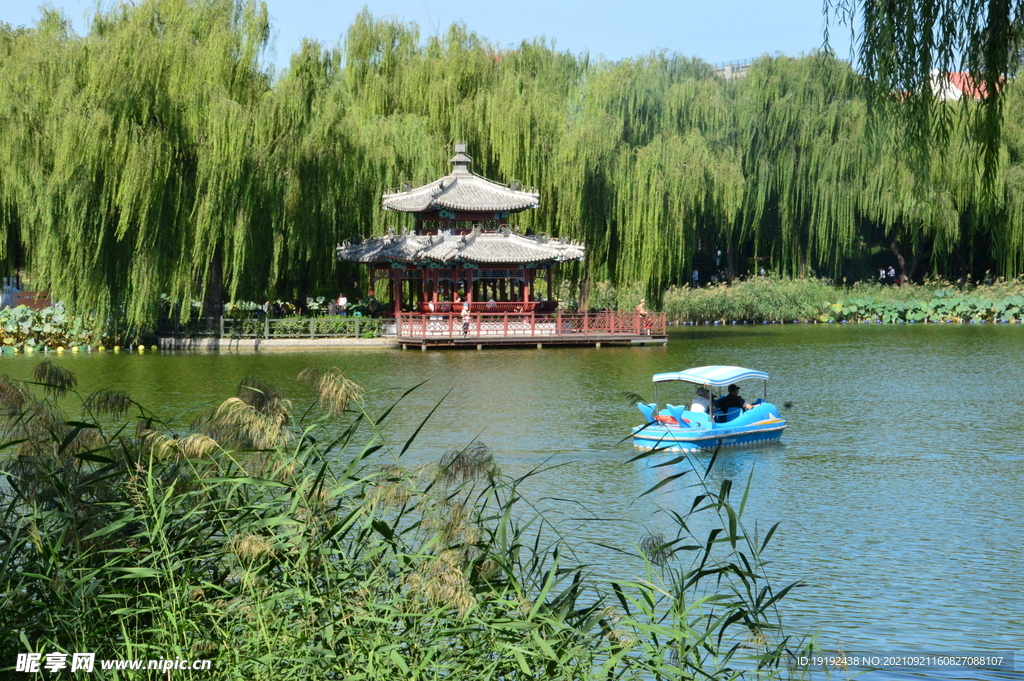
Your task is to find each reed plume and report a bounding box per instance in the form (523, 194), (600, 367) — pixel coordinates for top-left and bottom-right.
(435, 441), (500, 487)
(296, 367), (363, 416)
(84, 389), (134, 418)
(32, 360), (78, 398)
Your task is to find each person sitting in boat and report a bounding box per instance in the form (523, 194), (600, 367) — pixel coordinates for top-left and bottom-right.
(715, 384), (753, 412)
(690, 387), (712, 413)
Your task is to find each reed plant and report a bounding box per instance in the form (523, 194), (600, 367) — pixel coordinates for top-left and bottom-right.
(662, 278), (835, 323)
(0, 365), (812, 679)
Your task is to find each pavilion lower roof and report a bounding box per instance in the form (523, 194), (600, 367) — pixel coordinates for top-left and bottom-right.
(337, 230), (584, 265)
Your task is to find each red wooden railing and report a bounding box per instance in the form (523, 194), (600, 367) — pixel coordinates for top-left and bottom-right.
(394, 311), (666, 339)
(416, 301), (557, 314)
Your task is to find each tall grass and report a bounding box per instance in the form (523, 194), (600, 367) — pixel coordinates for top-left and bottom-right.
(0, 367), (812, 679)
(663, 278), (835, 323)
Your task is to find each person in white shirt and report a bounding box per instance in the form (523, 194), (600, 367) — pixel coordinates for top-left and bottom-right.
(461, 303), (471, 337)
(690, 387), (711, 413)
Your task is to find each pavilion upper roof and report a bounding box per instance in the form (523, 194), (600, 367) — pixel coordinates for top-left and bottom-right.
(382, 143), (539, 214)
(337, 228), (584, 265)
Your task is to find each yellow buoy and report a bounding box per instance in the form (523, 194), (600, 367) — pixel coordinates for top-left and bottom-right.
(25, 347), (34, 354)
(96, 346), (106, 352)
(55, 346), (65, 353)
(71, 346), (80, 353)
(151, 345), (158, 351)
(113, 345), (121, 352)
(137, 346), (145, 353)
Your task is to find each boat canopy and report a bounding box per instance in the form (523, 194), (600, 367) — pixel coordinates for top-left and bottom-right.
(652, 365), (769, 387)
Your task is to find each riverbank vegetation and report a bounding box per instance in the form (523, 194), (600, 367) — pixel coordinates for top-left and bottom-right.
(0, 304), (104, 351)
(4, 0), (1024, 329)
(661, 277), (1024, 323)
(0, 364), (811, 678)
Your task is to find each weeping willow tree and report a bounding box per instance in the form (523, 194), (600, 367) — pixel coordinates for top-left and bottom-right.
(4, 2), (1024, 332)
(827, 0), (1024, 176)
(0, 0), (273, 327)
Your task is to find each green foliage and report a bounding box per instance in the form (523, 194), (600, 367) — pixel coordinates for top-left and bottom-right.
(663, 277), (836, 322)
(664, 277), (1024, 324)
(824, 282), (1024, 323)
(829, 0), (1012, 177)
(0, 366), (815, 679)
(7, 2), (1024, 329)
(0, 304), (101, 350)
(0, 368), (812, 679)
(270, 315), (311, 336)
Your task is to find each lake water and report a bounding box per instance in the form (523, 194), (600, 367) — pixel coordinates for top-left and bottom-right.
(3, 325), (1021, 679)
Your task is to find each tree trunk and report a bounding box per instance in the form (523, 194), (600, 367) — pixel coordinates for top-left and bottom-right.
(298, 266), (309, 315)
(579, 267), (590, 312)
(202, 245), (223, 320)
(907, 245), (922, 283)
(889, 241), (907, 280)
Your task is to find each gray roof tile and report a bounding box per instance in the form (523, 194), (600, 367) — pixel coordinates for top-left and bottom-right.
(382, 171), (539, 213)
(337, 231), (584, 265)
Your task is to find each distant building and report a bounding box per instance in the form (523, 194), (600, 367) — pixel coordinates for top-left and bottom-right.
(929, 69), (996, 100)
(714, 59), (753, 80)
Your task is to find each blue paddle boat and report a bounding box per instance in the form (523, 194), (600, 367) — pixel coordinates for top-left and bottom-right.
(631, 365), (787, 452)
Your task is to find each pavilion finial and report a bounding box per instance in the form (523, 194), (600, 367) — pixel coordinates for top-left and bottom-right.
(450, 142), (472, 174)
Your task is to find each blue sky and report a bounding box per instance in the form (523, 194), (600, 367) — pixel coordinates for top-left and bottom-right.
(3, 1), (856, 73)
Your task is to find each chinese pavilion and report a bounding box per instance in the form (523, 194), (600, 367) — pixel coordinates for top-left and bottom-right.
(336, 143), (585, 316)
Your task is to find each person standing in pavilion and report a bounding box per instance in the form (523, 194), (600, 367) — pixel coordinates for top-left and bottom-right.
(461, 302), (471, 338)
